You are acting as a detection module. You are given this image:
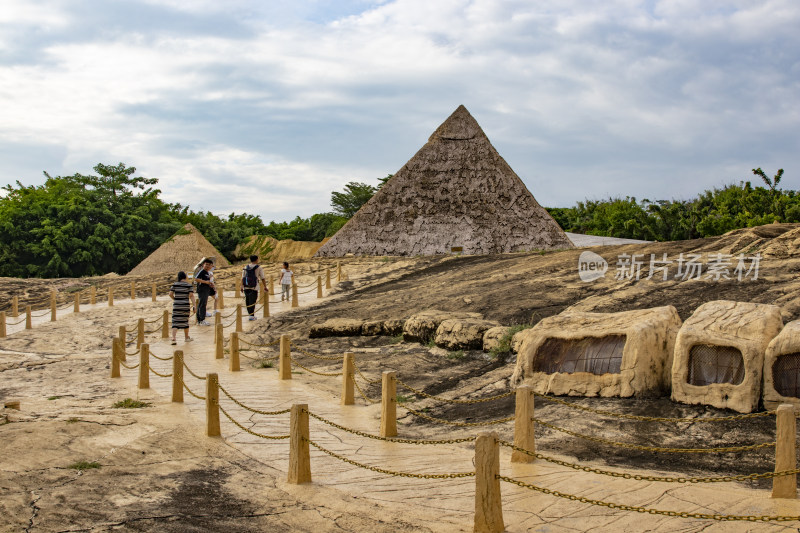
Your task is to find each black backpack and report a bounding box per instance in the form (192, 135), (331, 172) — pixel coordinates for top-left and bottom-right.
(243, 265), (259, 288)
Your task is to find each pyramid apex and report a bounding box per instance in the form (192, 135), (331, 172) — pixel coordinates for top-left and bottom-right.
(429, 105), (484, 141)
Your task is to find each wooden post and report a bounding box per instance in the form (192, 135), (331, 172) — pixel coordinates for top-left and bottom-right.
(90, 286), (96, 305)
(235, 277), (242, 297)
(337, 262), (342, 282)
(73, 293), (80, 313)
(474, 432), (504, 533)
(279, 335), (291, 380)
(110, 336), (121, 378)
(25, 305), (32, 330)
(138, 344), (150, 389)
(108, 286), (114, 307)
(151, 283), (157, 302)
(119, 325), (128, 361)
(341, 353), (355, 405)
(268, 275), (274, 295)
(217, 284), (224, 309)
(512, 385), (535, 463)
(317, 276), (323, 298)
(262, 290), (270, 318)
(236, 304), (243, 333)
(162, 310), (169, 339)
(288, 404), (311, 484)
(325, 268), (331, 289)
(215, 324), (224, 359)
(773, 404), (797, 498)
(230, 332), (240, 372)
(130, 281), (136, 300)
(206, 373), (221, 437)
(50, 290), (57, 322)
(380, 371), (397, 437)
(136, 318), (145, 348)
(172, 350), (184, 403)
(11, 295), (18, 317)
(291, 283), (298, 308)
(214, 312), (222, 341)
(0, 311), (5, 338)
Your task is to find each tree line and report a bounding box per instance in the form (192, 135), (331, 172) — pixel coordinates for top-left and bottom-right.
(546, 169), (795, 241)
(0, 162), (792, 278)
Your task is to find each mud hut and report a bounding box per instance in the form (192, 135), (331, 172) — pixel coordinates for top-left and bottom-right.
(128, 223), (230, 276)
(671, 301), (783, 413)
(511, 307), (682, 398)
(762, 320), (800, 410)
(315, 105), (573, 257)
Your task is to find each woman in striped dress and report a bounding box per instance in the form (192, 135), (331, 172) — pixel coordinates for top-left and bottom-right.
(169, 271), (196, 345)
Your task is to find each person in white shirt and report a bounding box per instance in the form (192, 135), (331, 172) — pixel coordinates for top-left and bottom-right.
(279, 262), (293, 302)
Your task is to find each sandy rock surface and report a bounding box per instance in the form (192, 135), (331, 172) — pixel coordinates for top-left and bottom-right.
(434, 318), (501, 351)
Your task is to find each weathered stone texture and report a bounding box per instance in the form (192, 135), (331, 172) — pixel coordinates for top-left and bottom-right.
(309, 318), (364, 338)
(315, 105), (573, 257)
(512, 306), (682, 398)
(382, 319), (405, 336)
(361, 321), (384, 336)
(434, 318), (501, 350)
(483, 326), (512, 352)
(403, 309), (482, 343)
(764, 320), (800, 410)
(671, 300), (783, 413)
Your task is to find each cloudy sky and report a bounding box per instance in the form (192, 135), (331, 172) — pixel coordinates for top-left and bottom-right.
(1, 0), (798, 223)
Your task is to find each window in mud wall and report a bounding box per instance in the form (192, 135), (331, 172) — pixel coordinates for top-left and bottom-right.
(687, 344), (745, 386)
(532, 335), (625, 375)
(772, 353), (800, 398)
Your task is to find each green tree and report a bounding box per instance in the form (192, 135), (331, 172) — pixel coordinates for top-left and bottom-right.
(330, 181), (376, 218)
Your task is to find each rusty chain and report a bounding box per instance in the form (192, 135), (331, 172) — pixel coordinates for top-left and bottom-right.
(307, 410), (473, 445)
(291, 358), (343, 377)
(292, 346), (342, 361)
(532, 392), (775, 422)
(306, 438), (475, 479)
(175, 372), (206, 400)
(216, 380), (291, 416)
(498, 475), (800, 522)
(118, 359), (140, 370)
(352, 375), (379, 404)
(400, 405), (514, 427)
(216, 402), (290, 440)
(353, 362), (381, 384)
(534, 418), (775, 453)
(148, 366), (172, 378)
(148, 351), (173, 361)
(238, 338), (281, 348)
(125, 347), (142, 357)
(497, 439), (799, 483)
(396, 378), (514, 405)
(182, 360), (207, 381)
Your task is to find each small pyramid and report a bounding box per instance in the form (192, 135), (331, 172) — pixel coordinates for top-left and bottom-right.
(128, 223), (230, 276)
(315, 105), (573, 256)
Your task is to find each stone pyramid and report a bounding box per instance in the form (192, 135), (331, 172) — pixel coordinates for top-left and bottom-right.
(128, 223), (230, 276)
(315, 105), (573, 257)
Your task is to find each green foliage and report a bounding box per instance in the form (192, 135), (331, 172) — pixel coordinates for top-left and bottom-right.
(261, 213), (348, 242)
(331, 181), (377, 218)
(68, 461), (101, 470)
(547, 169), (797, 241)
(112, 398), (151, 409)
(389, 334), (404, 344)
(66, 417), (80, 423)
(447, 350), (465, 360)
(489, 325), (532, 359)
(257, 359), (274, 368)
(396, 394), (412, 403)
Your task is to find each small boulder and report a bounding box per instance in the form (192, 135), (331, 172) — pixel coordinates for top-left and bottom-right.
(435, 318), (501, 350)
(403, 309), (482, 343)
(361, 321), (384, 336)
(309, 318), (364, 338)
(382, 319), (405, 336)
(483, 326), (512, 352)
(511, 328), (538, 354)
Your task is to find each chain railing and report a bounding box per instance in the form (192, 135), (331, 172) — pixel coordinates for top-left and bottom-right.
(498, 475), (800, 522)
(238, 337), (281, 348)
(119, 359), (140, 370)
(125, 347), (142, 357)
(291, 358), (343, 377)
(396, 378), (514, 405)
(353, 363), (381, 384)
(292, 346), (342, 361)
(534, 417), (775, 453)
(497, 439), (797, 483)
(217, 402), (291, 440)
(533, 392), (776, 422)
(175, 372), (206, 400)
(149, 366), (172, 378)
(400, 404), (515, 427)
(6, 317), (26, 326)
(308, 410), (472, 445)
(182, 360), (208, 381)
(217, 381), (292, 416)
(148, 350), (173, 361)
(352, 375), (379, 404)
(307, 438), (475, 480)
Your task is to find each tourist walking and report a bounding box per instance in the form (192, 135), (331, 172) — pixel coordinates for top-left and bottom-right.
(194, 258), (214, 325)
(169, 271), (196, 344)
(279, 262), (293, 302)
(240, 255), (266, 320)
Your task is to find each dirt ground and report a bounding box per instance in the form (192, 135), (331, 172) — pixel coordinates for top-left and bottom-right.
(2, 223), (800, 531)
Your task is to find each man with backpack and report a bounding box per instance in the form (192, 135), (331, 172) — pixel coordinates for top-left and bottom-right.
(240, 255), (266, 320)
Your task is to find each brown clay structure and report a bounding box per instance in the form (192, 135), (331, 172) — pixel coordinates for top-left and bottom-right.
(511, 306), (682, 397)
(129, 223), (229, 276)
(763, 320), (800, 410)
(671, 300), (784, 413)
(315, 105), (573, 257)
